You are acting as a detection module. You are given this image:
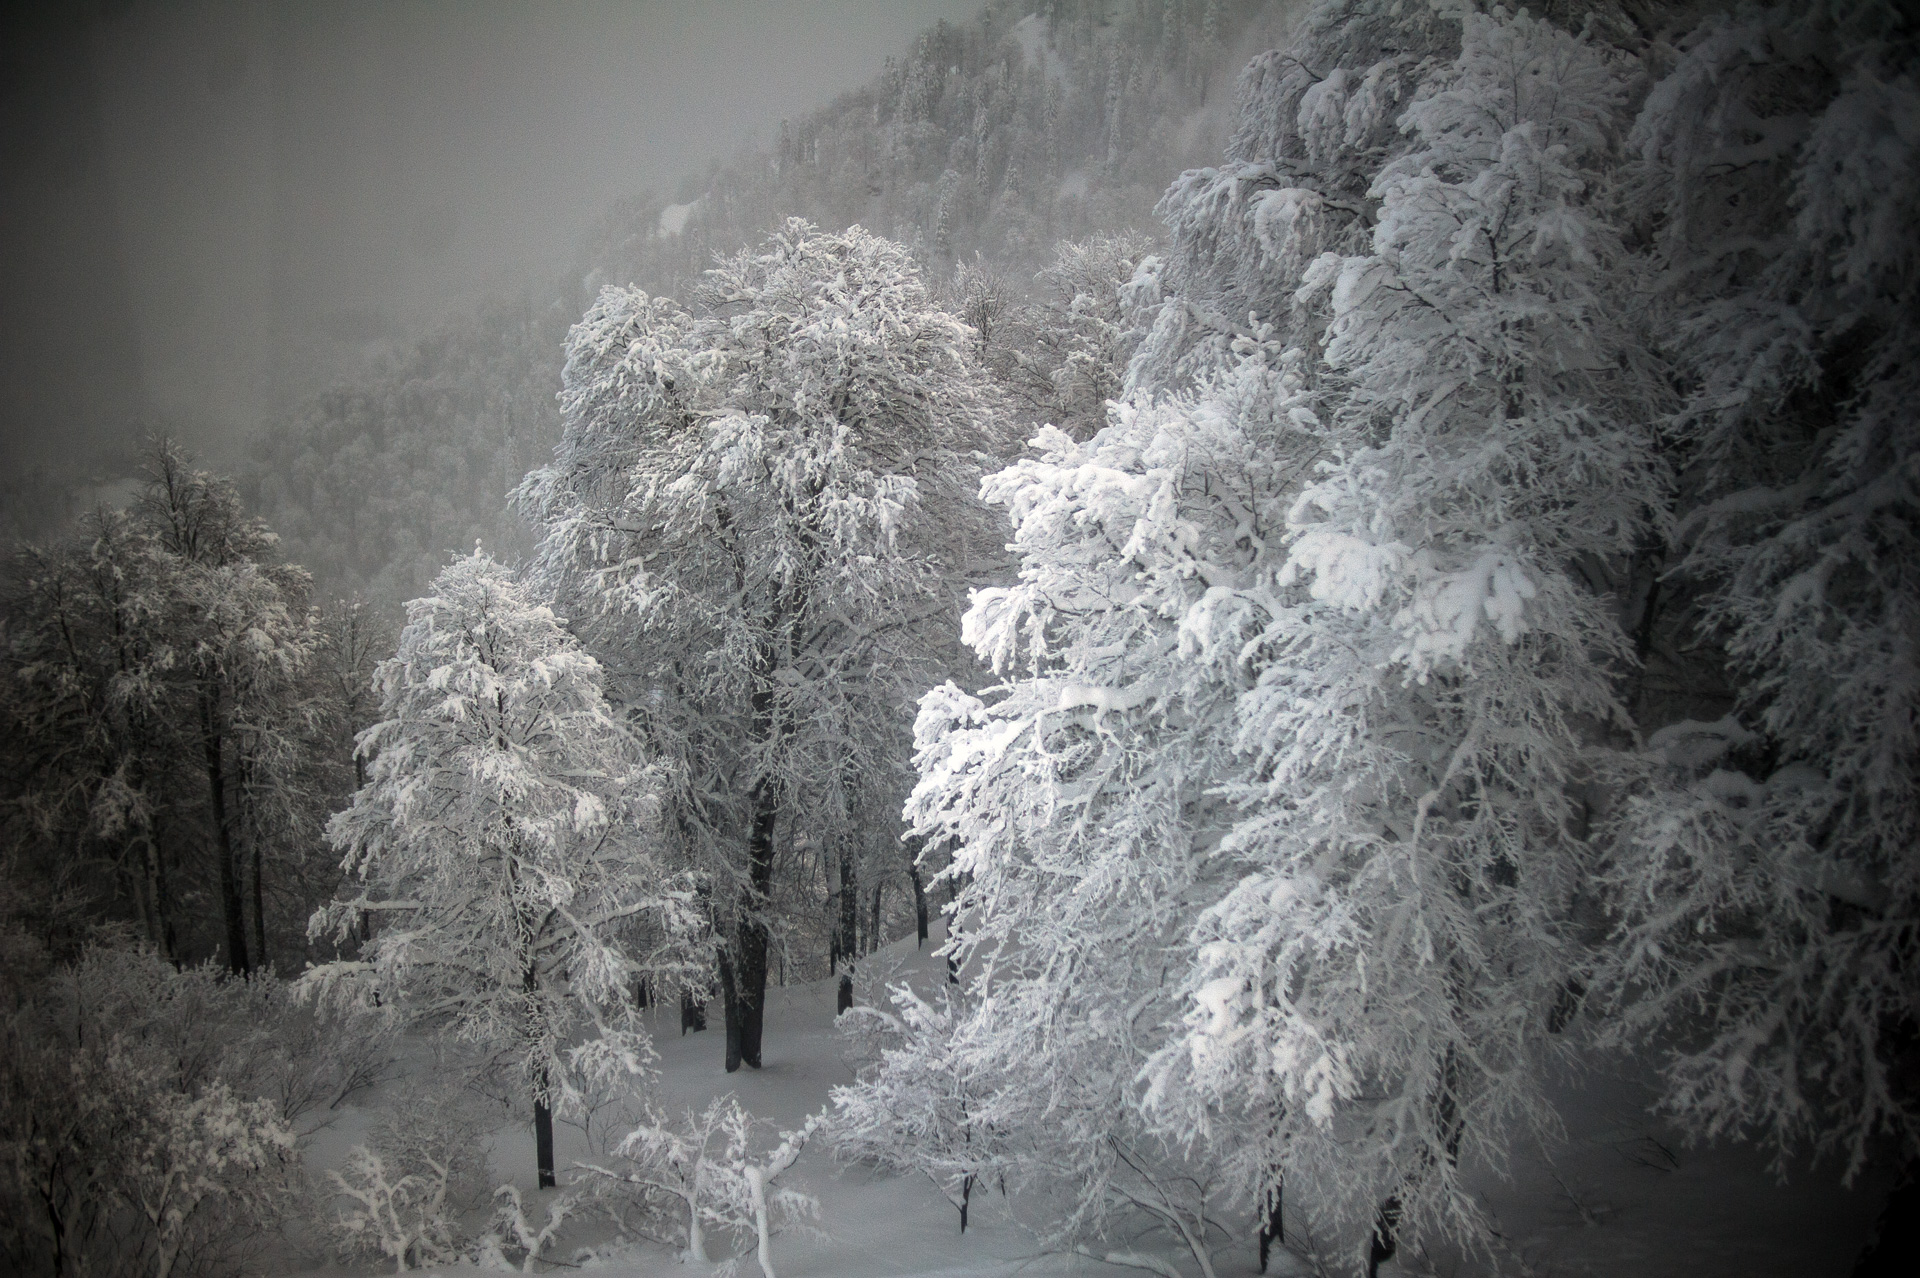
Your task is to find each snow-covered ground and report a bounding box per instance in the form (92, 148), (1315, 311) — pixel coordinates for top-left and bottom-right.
(290, 923), (1885, 1277)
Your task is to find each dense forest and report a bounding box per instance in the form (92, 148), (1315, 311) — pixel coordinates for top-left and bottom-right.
(3, 2), (1915, 1276)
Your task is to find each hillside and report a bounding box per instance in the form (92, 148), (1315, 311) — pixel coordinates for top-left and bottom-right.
(245, 1), (1299, 607)
(284, 921), (1884, 1278)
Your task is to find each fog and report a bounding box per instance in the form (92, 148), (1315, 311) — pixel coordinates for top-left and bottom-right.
(0, 0), (983, 484)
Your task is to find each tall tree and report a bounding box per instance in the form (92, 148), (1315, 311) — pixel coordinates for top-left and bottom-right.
(306, 550), (700, 1187)
(884, 4), (1668, 1267)
(2, 441), (321, 971)
(2, 506), (183, 955)
(517, 220), (1004, 1071)
(140, 443), (320, 975)
(1153, 10), (1660, 1258)
(1591, 0), (1920, 1241)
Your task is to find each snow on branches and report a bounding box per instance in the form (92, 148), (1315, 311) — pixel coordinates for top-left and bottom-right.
(304, 550), (700, 1182)
(516, 219), (1006, 1072)
(892, 2), (1674, 1266)
(1593, 0), (1920, 1183)
(576, 1096), (823, 1277)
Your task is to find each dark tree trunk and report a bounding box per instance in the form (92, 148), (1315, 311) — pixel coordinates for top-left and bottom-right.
(1367, 1195), (1401, 1278)
(142, 819), (177, 962)
(680, 988), (706, 1034)
(42, 1177), (69, 1278)
(1437, 1044), (1465, 1164)
(908, 858), (928, 948)
(1258, 1180), (1283, 1272)
(249, 811), (267, 972)
(868, 881), (883, 954)
(518, 950), (557, 1187)
(1854, 1157), (1920, 1277)
(533, 1089), (556, 1190)
(728, 778), (779, 1071)
(837, 848), (859, 974)
(718, 952), (743, 1069)
(1368, 1048), (1461, 1276)
(201, 693), (249, 976)
(837, 974), (854, 1014)
(958, 1172), (974, 1232)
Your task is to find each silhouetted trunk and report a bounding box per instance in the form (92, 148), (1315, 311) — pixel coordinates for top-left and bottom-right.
(959, 1172), (974, 1232)
(719, 952), (743, 1068)
(248, 774), (267, 970)
(726, 776), (778, 1071)
(837, 847), (859, 973)
(1854, 1156), (1920, 1277)
(868, 881), (884, 953)
(1258, 1180), (1283, 1272)
(533, 1085), (556, 1190)
(201, 692), (248, 976)
(908, 858), (928, 948)
(837, 974), (854, 1014)
(1367, 1195), (1401, 1278)
(140, 817), (177, 961)
(1369, 1047), (1462, 1276)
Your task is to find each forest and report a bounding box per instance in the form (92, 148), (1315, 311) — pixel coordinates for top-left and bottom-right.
(2, 2), (1915, 1276)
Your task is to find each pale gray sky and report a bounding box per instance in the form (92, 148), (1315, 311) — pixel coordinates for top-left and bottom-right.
(0, 0), (984, 478)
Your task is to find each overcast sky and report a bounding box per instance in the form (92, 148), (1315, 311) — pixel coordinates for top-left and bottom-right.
(0, 0), (984, 479)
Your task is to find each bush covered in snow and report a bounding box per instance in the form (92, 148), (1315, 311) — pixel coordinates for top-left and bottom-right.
(0, 942), (304, 1278)
(574, 1095), (822, 1276)
(318, 1076), (492, 1273)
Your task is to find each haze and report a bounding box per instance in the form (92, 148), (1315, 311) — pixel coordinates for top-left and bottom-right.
(0, 0), (983, 483)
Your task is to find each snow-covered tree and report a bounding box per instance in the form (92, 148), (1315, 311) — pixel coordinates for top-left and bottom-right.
(516, 219), (1005, 1072)
(888, 4), (1669, 1268)
(832, 979), (1008, 1233)
(1153, 10), (1664, 1261)
(577, 1095), (822, 1275)
(1591, 0), (1920, 1219)
(140, 441), (323, 976)
(961, 233), (1158, 439)
(1, 440), (326, 973)
(1126, 0), (1462, 397)
(0, 943), (304, 1278)
(885, 395), (1267, 1276)
(323, 1078), (491, 1273)
(305, 550), (700, 1188)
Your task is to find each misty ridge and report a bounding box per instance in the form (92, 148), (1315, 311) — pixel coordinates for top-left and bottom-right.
(1, 3), (1916, 1278)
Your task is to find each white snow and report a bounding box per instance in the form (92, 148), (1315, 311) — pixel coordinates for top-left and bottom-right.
(281, 916), (1886, 1277)
(1008, 14), (1065, 85)
(658, 199), (701, 236)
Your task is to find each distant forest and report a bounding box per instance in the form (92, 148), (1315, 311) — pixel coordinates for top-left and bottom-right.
(242, 0), (1282, 606)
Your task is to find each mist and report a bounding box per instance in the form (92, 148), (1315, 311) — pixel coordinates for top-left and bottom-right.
(0, 0), (983, 488)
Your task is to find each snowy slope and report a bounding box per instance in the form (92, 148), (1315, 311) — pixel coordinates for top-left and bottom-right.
(289, 921), (1884, 1277)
